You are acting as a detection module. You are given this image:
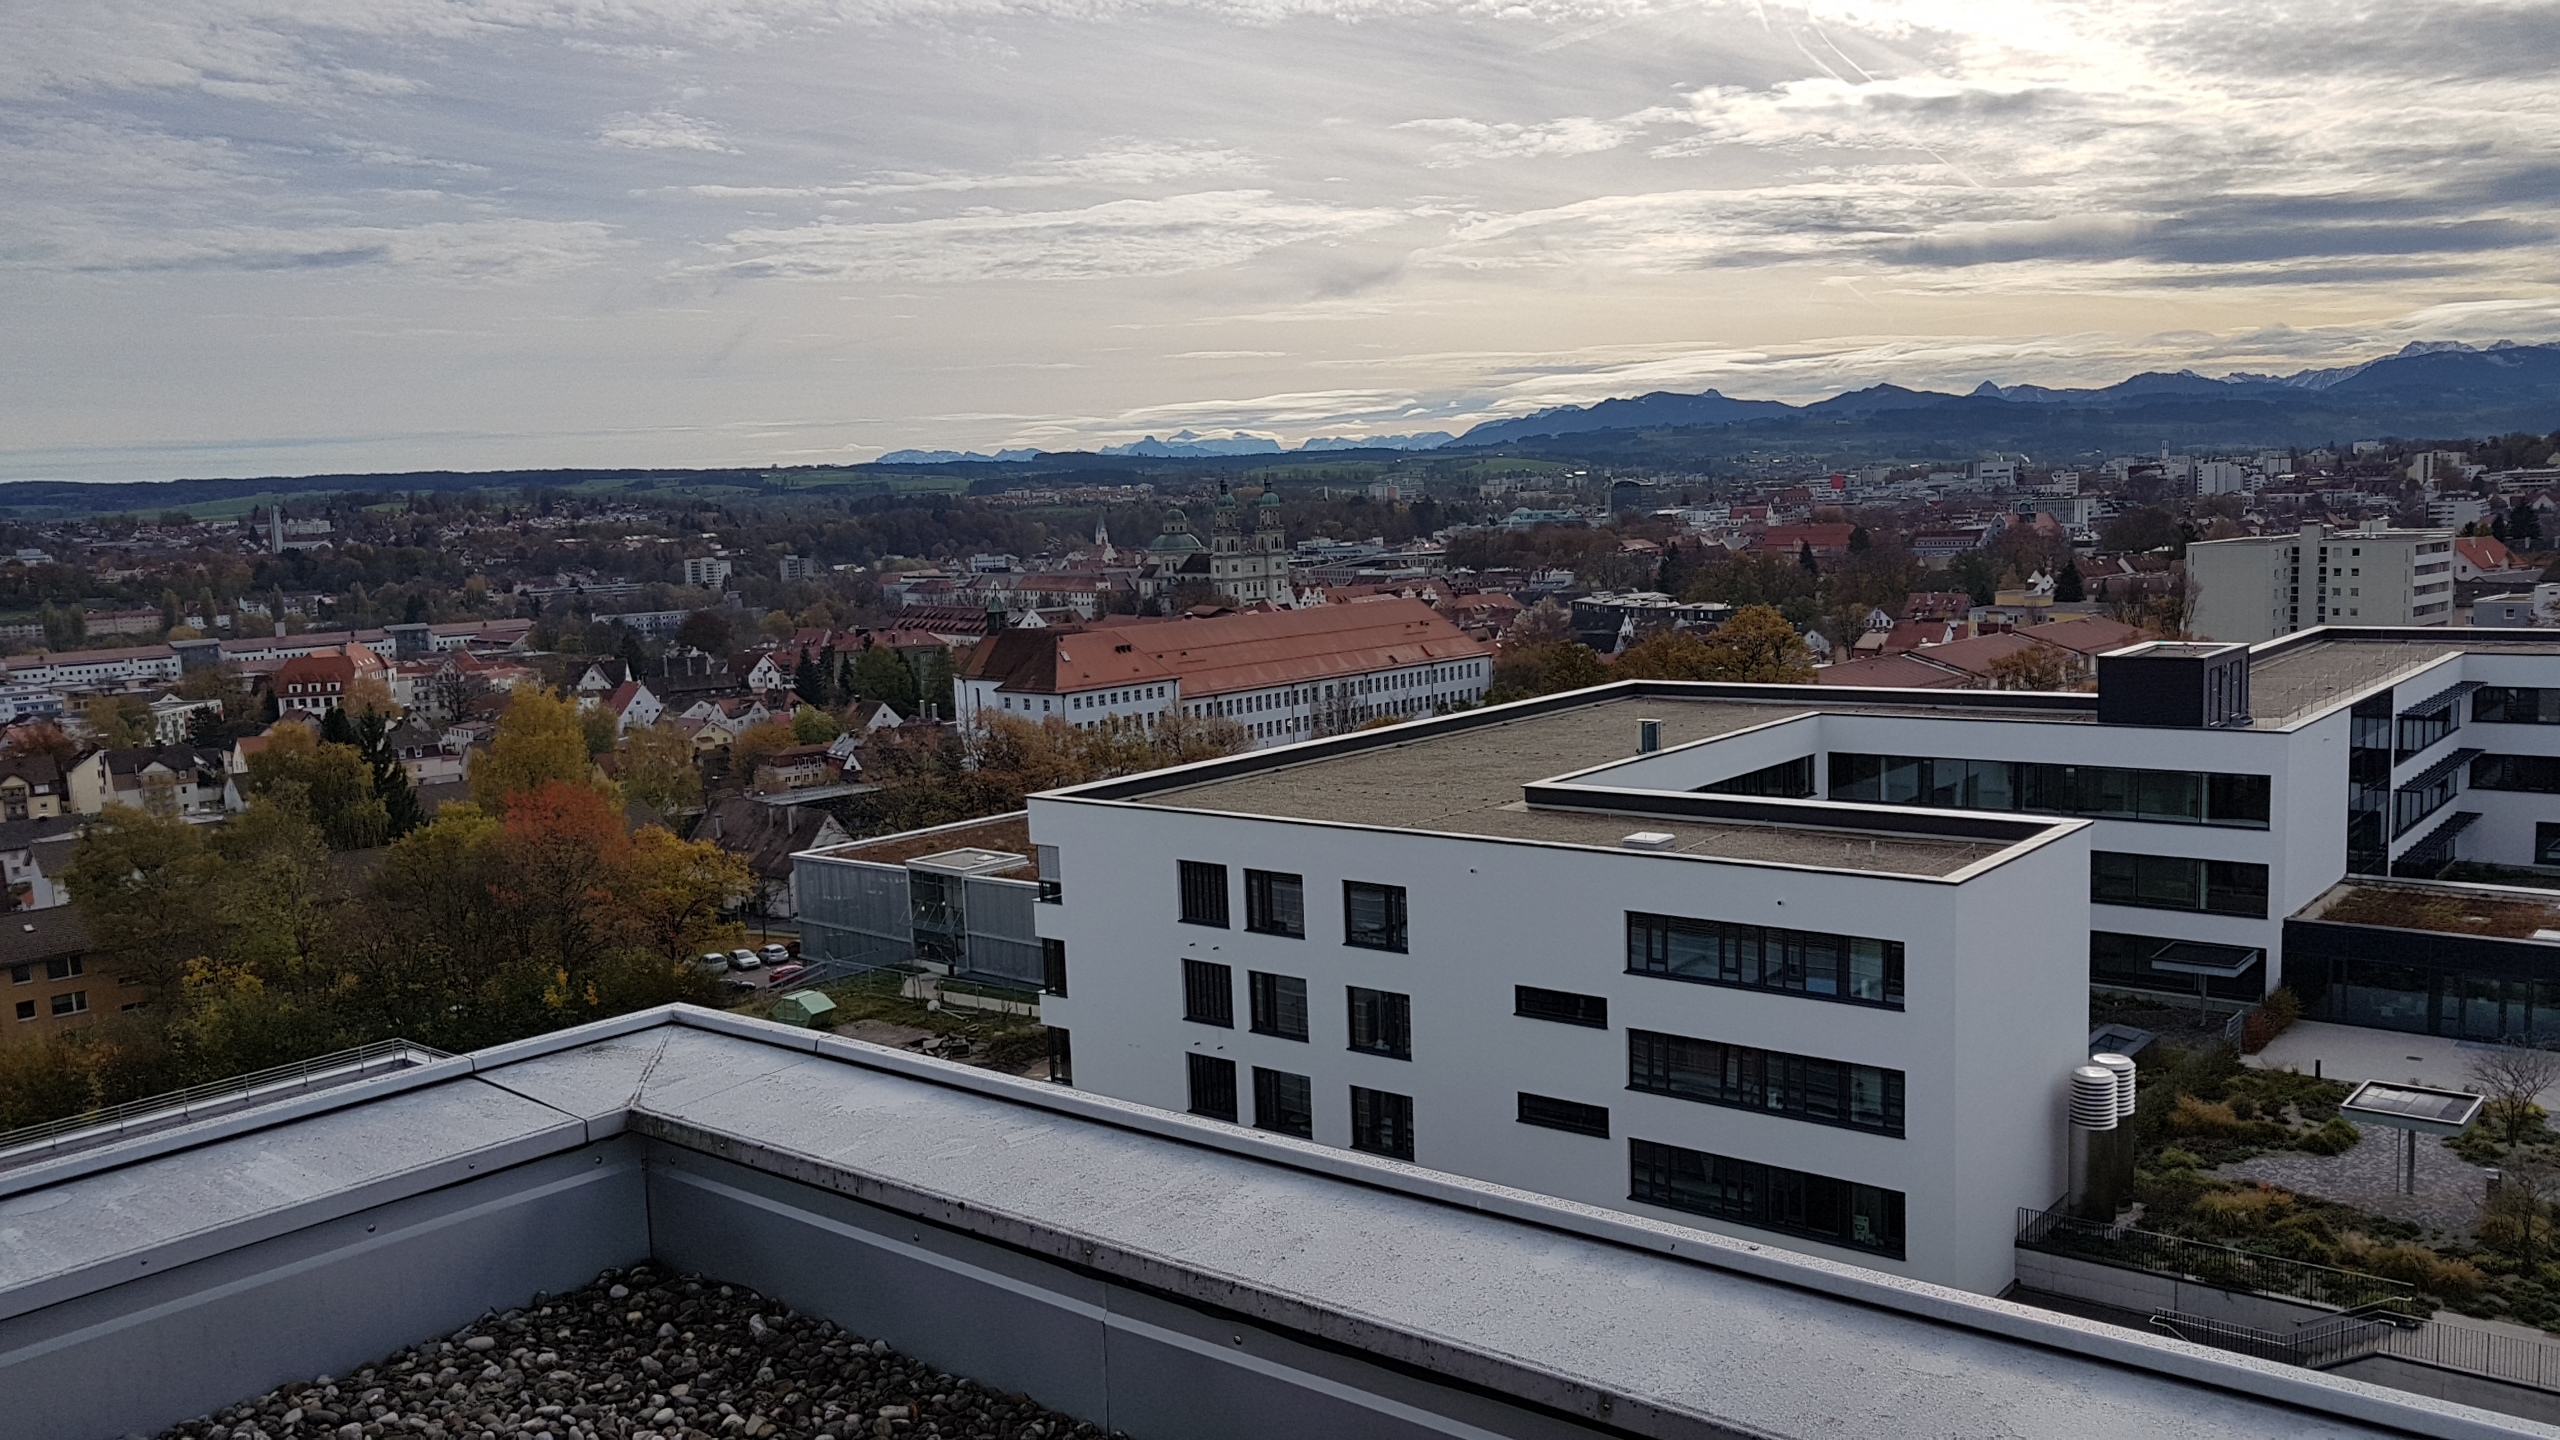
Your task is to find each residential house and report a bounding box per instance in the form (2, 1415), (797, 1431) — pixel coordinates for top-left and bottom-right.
(68, 746), (229, 817)
(0, 907), (108, 1046)
(0, 753), (67, 821)
(692, 795), (850, 921)
(600, 681), (666, 735)
(0, 817), (79, 910)
(273, 645), (392, 717)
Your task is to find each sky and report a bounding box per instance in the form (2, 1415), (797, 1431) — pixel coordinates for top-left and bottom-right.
(6, 0), (2560, 480)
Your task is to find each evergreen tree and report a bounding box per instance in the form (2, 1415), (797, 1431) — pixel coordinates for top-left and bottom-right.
(617, 628), (650, 682)
(1797, 540), (1818, 575)
(2518, 505), (2545, 548)
(793, 647), (827, 708)
(2055, 559), (2084, 603)
(1848, 526), (1871, 554)
(356, 709), (424, 839)
(320, 706), (358, 747)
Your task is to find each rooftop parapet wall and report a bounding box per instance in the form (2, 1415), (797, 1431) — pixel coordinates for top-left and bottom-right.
(0, 1007), (2539, 1440)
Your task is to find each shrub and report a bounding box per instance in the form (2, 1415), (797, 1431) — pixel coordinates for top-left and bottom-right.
(2169, 1094), (2245, 1138)
(2341, 1235), (2487, 1303)
(2156, 1148), (2204, 1170)
(2297, 1118), (2362, 1156)
(2194, 1183), (2295, 1232)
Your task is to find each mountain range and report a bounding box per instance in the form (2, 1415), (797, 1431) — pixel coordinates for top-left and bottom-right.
(1445, 341), (2560, 459)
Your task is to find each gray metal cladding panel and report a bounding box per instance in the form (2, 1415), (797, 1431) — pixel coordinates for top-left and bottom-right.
(1092, 1284), (1616, 1440)
(0, 1078), (587, 1321)
(0, 1144), (646, 1440)
(961, 874), (1039, 946)
(643, 1150), (1112, 1424)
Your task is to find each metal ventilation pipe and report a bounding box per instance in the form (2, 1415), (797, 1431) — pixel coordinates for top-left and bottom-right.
(2066, 1064), (2123, 1220)
(2087, 1051), (2139, 1219)
(1637, 718), (1663, 754)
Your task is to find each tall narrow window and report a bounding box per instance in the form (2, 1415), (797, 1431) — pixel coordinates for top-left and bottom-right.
(1347, 986), (1411, 1059)
(1249, 971), (1309, 1041)
(1350, 1086), (1414, 1160)
(1187, 1053), (1237, 1122)
(1344, 881), (1407, 952)
(1041, 938), (1068, 997)
(1178, 861), (1229, 927)
(1245, 869), (1306, 937)
(1253, 1067), (1314, 1137)
(1182, 959), (1234, 1027)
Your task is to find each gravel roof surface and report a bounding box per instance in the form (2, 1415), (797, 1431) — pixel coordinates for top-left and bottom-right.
(158, 1266), (1101, 1440)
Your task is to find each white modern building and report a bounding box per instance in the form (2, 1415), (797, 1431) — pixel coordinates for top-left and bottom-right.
(2186, 521), (2454, 642)
(683, 555), (734, 589)
(954, 599), (1490, 749)
(803, 624), (2560, 1291)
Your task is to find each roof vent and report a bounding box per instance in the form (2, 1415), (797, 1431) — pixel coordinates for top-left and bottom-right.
(1637, 717), (1662, 754)
(2069, 1066), (2120, 1130)
(19, 922), (31, 933)
(1621, 831), (1676, 851)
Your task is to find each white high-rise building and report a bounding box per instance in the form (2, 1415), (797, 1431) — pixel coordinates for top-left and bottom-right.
(2186, 521), (2454, 642)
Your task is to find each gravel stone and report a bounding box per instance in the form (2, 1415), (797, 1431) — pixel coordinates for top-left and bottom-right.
(154, 1267), (1112, 1440)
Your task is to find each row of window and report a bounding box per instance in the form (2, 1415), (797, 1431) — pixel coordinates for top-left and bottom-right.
(2090, 851), (2269, 918)
(13, 991), (84, 1020)
(1185, 1054), (1411, 1158)
(1183, 959), (1411, 1057)
(2471, 753), (2560, 794)
(6, 956), (81, 984)
(2475, 688), (2560, 726)
(1179, 861), (1406, 951)
(1828, 753), (2272, 829)
(1627, 1029), (1905, 1136)
(1627, 912), (1903, 1008)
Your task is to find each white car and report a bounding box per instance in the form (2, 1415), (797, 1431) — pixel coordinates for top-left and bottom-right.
(728, 948), (763, 971)
(697, 952), (730, 973)
(759, 944), (790, 965)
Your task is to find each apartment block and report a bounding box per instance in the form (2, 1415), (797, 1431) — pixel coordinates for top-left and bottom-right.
(2186, 521), (2453, 642)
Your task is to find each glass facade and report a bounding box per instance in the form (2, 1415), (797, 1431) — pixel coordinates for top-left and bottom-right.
(1702, 757), (1816, 798)
(2090, 931), (2263, 1002)
(1627, 1030), (1904, 1135)
(1627, 912), (1903, 1008)
(2294, 919), (2560, 1041)
(1627, 1139), (1905, 1259)
(1829, 753), (2270, 828)
(2090, 852), (2269, 918)
(2472, 753), (2560, 793)
(2348, 694), (2392, 875)
(2475, 687), (2560, 725)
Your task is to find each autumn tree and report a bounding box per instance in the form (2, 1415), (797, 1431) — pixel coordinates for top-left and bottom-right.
(244, 724), (390, 850)
(471, 687), (610, 811)
(619, 723), (704, 818)
(1986, 646), (2088, 692)
(1692, 605), (1815, 682)
(1486, 642), (1610, 702)
(64, 807), (226, 994)
(792, 705), (842, 745)
(729, 719), (799, 779)
(82, 695), (154, 748)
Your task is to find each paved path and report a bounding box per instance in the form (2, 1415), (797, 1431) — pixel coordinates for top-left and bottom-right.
(2247, 1020), (2560, 1108)
(2216, 1130), (2493, 1236)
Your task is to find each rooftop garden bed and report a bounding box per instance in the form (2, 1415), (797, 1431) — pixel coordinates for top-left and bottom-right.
(2310, 883), (2560, 940)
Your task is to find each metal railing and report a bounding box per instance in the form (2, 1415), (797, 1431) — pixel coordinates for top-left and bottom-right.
(0, 1039), (448, 1169)
(2374, 1317), (2560, 1393)
(2152, 1306), (2415, 1368)
(2017, 1206), (2422, 1314)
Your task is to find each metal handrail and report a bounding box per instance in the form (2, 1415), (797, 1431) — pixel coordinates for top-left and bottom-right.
(2017, 1206), (2420, 1313)
(0, 1038), (448, 1165)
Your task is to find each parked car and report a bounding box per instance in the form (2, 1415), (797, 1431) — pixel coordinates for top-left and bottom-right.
(697, 952), (731, 973)
(729, 949), (762, 971)
(758, 943), (791, 964)
(721, 977), (758, 995)
(767, 963), (808, 987)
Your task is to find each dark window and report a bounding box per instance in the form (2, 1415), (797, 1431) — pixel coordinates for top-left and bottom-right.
(1187, 1053), (1237, 1122)
(2090, 852), (2269, 918)
(1518, 1093), (1610, 1137)
(1347, 987), (1411, 1058)
(2394, 768), (2460, 837)
(6, 964), (26, 984)
(1182, 959), (1234, 1027)
(2472, 753), (2560, 793)
(1253, 1067), (1313, 1137)
(2090, 932), (2264, 1003)
(1626, 1030), (1904, 1135)
(1350, 1086), (1414, 1160)
(1047, 1028), (1073, 1085)
(12, 1000), (31, 1020)
(1249, 971), (1309, 1040)
(1344, 881), (1407, 951)
(1628, 1138), (1904, 1258)
(1627, 912), (1902, 1008)
(1515, 986), (1608, 1028)
(1041, 938), (1067, 997)
(1178, 860), (1230, 927)
(50, 991), (85, 1017)
(1701, 756), (1815, 798)
(43, 956), (80, 981)
(1245, 869), (1305, 938)
(2539, 824), (2560, 867)
(2476, 687), (2560, 725)
(1828, 753), (2269, 828)
(2396, 704), (2457, 761)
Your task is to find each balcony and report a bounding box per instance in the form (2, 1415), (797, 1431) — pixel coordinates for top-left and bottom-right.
(0, 1007), (2512, 1439)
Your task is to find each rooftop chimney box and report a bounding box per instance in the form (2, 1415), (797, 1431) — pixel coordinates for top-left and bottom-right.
(2096, 640), (2251, 729)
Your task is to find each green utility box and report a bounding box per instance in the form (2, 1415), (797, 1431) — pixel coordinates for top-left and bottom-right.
(772, 989), (838, 1029)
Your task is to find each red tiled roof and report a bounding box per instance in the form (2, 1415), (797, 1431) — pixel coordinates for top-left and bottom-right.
(1817, 653), (1967, 688)
(2027, 616), (2146, 657)
(962, 599), (1488, 699)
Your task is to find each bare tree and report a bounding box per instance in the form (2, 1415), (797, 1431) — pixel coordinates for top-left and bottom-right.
(2482, 1155), (2560, 1265)
(2468, 1041), (2560, 1146)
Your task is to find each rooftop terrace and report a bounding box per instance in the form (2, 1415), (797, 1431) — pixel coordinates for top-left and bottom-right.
(0, 1006), (2533, 1440)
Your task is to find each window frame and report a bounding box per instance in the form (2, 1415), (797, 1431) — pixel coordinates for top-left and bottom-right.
(1628, 1138), (1905, 1259)
(1517, 1093), (1611, 1138)
(1342, 880), (1408, 953)
(1626, 911), (1904, 1009)
(1350, 1085), (1415, 1161)
(1186, 1052), (1238, 1122)
(1177, 860), (1230, 928)
(1346, 985), (1412, 1059)
(1249, 970), (1310, 1041)
(1181, 958), (1234, 1028)
(1514, 985), (1609, 1028)
(1252, 1067), (1314, 1138)
(1244, 868), (1306, 938)
(1626, 1029), (1905, 1137)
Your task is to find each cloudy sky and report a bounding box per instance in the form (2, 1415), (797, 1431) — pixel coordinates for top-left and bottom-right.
(6, 0), (2560, 479)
